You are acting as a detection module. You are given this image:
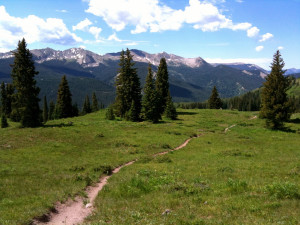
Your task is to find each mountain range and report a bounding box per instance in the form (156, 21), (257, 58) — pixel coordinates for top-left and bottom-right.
(0, 48), (298, 107)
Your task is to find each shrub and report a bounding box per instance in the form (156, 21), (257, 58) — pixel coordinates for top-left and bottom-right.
(105, 106), (115, 120)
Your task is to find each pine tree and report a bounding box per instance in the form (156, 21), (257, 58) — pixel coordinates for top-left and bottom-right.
(1, 82), (7, 116)
(72, 103), (79, 117)
(55, 75), (73, 118)
(105, 105), (115, 120)
(82, 95), (91, 115)
(10, 38), (40, 127)
(164, 91), (177, 120)
(5, 84), (14, 117)
(259, 50), (294, 129)
(208, 86), (223, 109)
(114, 49), (141, 119)
(126, 100), (139, 122)
(49, 101), (55, 120)
(1, 114), (8, 128)
(156, 58), (169, 114)
(43, 96), (48, 123)
(91, 92), (99, 112)
(142, 64), (160, 123)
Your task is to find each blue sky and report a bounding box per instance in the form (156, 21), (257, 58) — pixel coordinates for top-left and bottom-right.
(0, 0), (299, 69)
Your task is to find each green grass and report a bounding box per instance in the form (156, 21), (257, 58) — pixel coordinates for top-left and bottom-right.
(84, 110), (300, 225)
(0, 109), (299, 224)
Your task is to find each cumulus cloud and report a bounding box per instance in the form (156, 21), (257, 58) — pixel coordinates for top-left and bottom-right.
(247, 26), (259, 38)
(85, 0), (253, 34)
(0, 6), (81, 51)
(259, 33), (273, 42)
(278, 46), (284, 50)
(107, 33), (123, 42)
(72, 18), (92, 31)
(72, 18), (102, 40)
(255, 45), (264, 52)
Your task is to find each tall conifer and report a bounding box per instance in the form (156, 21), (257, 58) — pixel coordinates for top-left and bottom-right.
(115, 49), (141, 119)
(1, 82), (7, 116)
(55, 75), (73, 118)
(91, 92), (99, 112)
(82, 95), (91, 115)
(43, 96), (48, 123)
(10, 38), (40, 127)
(156, 58), (169, 114)
(164, 91), (177, 120)
(49, 101), (55, 120)
(142, 64), (160, 123)
(260, 50), (294, 129)
(208, 86), (223, 109)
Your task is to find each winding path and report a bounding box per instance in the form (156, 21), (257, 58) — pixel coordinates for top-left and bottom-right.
(35, 134), (202, 225)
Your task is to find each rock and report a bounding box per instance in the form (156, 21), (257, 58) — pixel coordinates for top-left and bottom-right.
(85, 203), (92, 208)
(162, 209), (171, 215)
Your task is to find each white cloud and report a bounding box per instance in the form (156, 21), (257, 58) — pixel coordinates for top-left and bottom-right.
(72, 18), (92, 31)
(107, 33), (123, 42)
(255, 45), (264, 52)
(125, 42), (138, 46)
(56, 9), (68, 13)
(72, 18), (103, 40)
(205, 57), (272, 69)
(247, 26), (259, 38)
(85, 0), (253, 33)
(259, 33), (273, 42)
(278, 46), (284, 50)
(0, 6), (81, 50)
(89, 26), (102, 39)
(236, 0), (243, 3)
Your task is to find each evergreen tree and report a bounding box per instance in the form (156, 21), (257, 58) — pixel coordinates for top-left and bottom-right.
(43, 96), (48, 123)
(259, 50), (294, 129)
(164, 91), (177, 120)
(5, 84), (14, 117)
(142, 64), (160, 123)
(1, 82), (7, 116)
(156, 58), (169, 114)
(126, 100), (139, 122)
(55, 75), (73, 118)
(115, 49), (142, 119)
(208, 86), (223, 109)
(105, 105), (115, 120)
(1, 114), (8, 128)
(49, 101), (55, 120)
(91, 92), (99, 112)
(82, 95), (91, 115)
(10, 38), (40, 127)
(72, 103), (79, 117)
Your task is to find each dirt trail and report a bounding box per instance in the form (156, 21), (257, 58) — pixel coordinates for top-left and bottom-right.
(35, 135), (201, 225)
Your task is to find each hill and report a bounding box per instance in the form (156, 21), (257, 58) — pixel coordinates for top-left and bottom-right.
(0, 48), (268, 106)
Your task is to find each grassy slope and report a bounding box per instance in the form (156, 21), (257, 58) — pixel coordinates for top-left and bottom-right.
(85, 110), (300, 225)
(0, 109), (299, 224)
(0, 110), (198, 225)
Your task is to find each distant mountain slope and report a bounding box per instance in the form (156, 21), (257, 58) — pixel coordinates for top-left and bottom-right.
(0, 48), (274, 105)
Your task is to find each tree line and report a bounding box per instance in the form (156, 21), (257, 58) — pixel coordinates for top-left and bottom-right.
(0, 39), (104, 128)
(1, 39), (176, 128)
(112, 49), (177, 122)
(180, 51), (296, 129)
(0, 39), (296, 130)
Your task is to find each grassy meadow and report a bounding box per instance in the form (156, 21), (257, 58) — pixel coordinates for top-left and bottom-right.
(0, 109), (299, 224)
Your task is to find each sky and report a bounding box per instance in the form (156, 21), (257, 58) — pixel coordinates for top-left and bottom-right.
(0, 0), (299, 69)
